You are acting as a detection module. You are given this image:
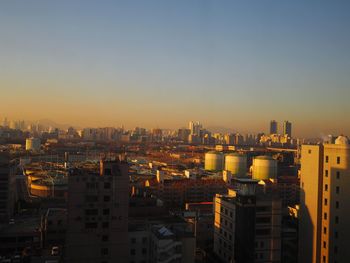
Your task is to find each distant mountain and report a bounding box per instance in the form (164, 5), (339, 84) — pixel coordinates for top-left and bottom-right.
(34, 119), (75, 130)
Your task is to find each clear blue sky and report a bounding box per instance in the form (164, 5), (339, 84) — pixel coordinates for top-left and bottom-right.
(1, 1), (349, 137)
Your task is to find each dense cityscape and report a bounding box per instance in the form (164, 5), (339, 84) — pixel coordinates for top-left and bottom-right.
(0, 117), (348, 263)
(1, 1), (349, 263)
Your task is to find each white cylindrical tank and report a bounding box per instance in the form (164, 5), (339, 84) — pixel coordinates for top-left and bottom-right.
(252, 156), (277, 180)
(25, 138), (41, 151)
(224, 153), (247, 178)
(204, 151), (224, 171)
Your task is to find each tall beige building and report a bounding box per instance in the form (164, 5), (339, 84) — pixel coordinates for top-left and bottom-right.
(300, 136), (350, 263)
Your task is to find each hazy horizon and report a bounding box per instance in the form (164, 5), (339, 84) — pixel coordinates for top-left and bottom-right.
(1, 1), (350, 138)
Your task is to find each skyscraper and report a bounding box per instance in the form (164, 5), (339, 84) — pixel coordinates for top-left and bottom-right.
(300, 136), (350, 263)
(270, 120), (278, 134)
(66, 157), (129, 263)
(283, 121), (292, 137)
(188, 121), (202, 136)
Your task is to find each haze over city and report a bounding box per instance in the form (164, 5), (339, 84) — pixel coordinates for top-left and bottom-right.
(1, 1), (350, 137)
(1, 1), (350, 263)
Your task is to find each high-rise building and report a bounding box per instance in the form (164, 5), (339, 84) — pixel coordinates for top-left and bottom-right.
(283, 121), (292, 138)
(178, 128), (190, 143)
(299, 136), (350, 263)
(213, 179), (282, 263)
(25, 138), (41, 151)
(270, 120), (278, 134)
(189, 121), (202, 136)
(0, 152), (16, 222)
(66, 158), (129, 263)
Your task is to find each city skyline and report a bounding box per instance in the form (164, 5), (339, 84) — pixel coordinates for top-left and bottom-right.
(1, 1), (350, 137)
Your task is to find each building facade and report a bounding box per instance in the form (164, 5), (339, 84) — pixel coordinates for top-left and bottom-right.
(66, 158), (129, 263)
(214, 179), (282, 263)
(300, 136), (350, 263)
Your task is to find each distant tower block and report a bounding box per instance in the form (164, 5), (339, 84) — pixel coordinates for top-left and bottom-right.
(270, 120), (278, 134)
(25, 138), (41, 151)
(283, 121), (292, 137)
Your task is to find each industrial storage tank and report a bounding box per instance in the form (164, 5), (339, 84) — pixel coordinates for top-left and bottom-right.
(252, 156), (277, 180)
(224, 153), (247, 178)
(204, 151), (224, 171)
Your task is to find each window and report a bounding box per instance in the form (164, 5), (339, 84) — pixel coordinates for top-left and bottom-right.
(323, 256), (326, 263)
(86, 195), (98, 202)
(142, 248), (147, 255)
(256, 217), (271, 224)
(104, 182), (111, 189)
(85, 209), (98, 216)
(308, 150), (312, 154)
(131, 238), (136, 244)
(103, 209), (110, 215)
(325, 156), (329, 163)
(256, 229), (271, 236)
(324, 213), (327, 220)
(334, 246), (338, 254)
(104, 168), (112, 175)
(325, 170), (328, 177)
(102, 235), (109, 242)
(323, 227), (327, 234)
(336, 201), (339, 209)
(85, 222), (97, 229)
(102, 222), (109, 228)
(325, 184), (328, 191)
(335, 216), (339, 224)
(130, 249), (135, 255)
(230, 212), (233, 218)
(335, 231), (338, 239)
(336, 186), (340, 194)
(104, 195), (111, 202)
(336, 171), (340, 179)
(323, 241), (326, 248)
(337, 156), (340, 164)
(324, 198), (328, 205)
(101, 248), (108, 256)
(256, 206), (272, 212)
(260, 241), (264, 248)
(142, 237), (147, 244)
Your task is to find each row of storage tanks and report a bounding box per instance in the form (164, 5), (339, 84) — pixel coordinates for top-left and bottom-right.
(204, 151), (277, 180)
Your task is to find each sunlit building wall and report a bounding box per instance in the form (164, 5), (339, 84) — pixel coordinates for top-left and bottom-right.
(300, 136), (350, 263)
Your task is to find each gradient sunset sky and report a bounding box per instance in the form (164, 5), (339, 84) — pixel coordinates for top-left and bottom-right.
(1, 1), (349, 137)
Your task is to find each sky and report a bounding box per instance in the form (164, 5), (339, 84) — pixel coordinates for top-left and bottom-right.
(0, 1), (349, 137)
